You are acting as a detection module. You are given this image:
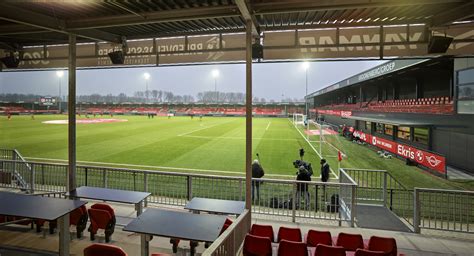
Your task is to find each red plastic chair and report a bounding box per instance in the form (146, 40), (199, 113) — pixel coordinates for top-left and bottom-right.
(314, 244), (345, 256)
(88, 203), (116, 242)
(277, 240), (307, 256)
(335, 232), (364, 252)
(306, 230), (333, 247)
(354, 249), (386, 256)
(83, 244), (127, 256)
(250, 224), (275, 242)
(70, 205), (89, 238)
(151, 254), (171, 256)
(277, 226), (302, 242)
(366, 236), (397, 256)
(243, 234), (272, 256)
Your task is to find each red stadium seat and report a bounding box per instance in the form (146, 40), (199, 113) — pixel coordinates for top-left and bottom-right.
(243, 234), (272, 256)
(250, 224), (275, 242)
(151, 254), (171, 256)
(83, 244), (127, 256)
(277, 226), (302, 242)
(354, 249), (386, 256)
(71, 205), (89, 238)
(88, 203), (116, 242)
(277, 240), (307, 256)
(306, 230), (333, 247)
(366, 236), (397, 256)
(314, 244), (345, 256)
(335, 232), (364, 251)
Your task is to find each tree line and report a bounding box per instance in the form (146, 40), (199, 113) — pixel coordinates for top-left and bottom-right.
(0, 91), (303, 104)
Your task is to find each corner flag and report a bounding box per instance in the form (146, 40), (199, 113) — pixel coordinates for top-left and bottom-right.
(338, 151), (343, 162)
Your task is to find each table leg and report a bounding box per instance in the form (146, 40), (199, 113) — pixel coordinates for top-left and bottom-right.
(140, 234), (150, 256)
(135, 201), (143, 216)
(58, 213), (70, 256)
(190, 241), (198, 256)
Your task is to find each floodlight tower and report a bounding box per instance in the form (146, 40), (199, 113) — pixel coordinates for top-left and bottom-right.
(143, 72), (150, 103)
(56, 70), (64, 114)
(302, 61), (310, 117)
(212, 69), (219, 104)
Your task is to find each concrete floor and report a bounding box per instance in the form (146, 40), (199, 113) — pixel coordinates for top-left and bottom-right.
(0, 202), (473, 256)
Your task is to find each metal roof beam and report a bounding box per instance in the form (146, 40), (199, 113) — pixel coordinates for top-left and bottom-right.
(430, 1), (474, 27)
(66, 6), (241, 30)
(253, 0), (465, 15)
(235, 0), (260, 36)
(0, 3), (122, 43)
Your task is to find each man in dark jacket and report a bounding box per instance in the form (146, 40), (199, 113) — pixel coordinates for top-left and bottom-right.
(320, 159), (330, 182)
(252, 159), (265, 202)
(296, 166), (311, 209)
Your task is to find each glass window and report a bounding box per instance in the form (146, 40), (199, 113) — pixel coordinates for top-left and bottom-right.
(458, 68), (474, 85)
(458, 100), (474, 114)
(375, 123), (384, 134)
(458, 84), (474, 100)
(414, 127), (429, 145)
(365, 121), (371, 131)
(384, 125), (394, 136)
(397, 126), (411, 140)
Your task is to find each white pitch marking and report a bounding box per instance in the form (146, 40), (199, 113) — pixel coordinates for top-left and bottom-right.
(265, 121), (272, 131)
(177, 121), (233, 137)
(182, 135), (297, 141)
(24, 157), (301, 178)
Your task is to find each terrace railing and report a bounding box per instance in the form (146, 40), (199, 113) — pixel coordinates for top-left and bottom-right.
(342, 168), (413, 227)
(0, 159), (358, 226)
(414, 188), (474, 233)
(202, 209), (251, 256)
(0, 149), (30, 191)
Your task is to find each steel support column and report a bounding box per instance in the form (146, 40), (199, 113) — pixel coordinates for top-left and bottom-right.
(68, 34), (77, 191)
(245, 20), (253, 210)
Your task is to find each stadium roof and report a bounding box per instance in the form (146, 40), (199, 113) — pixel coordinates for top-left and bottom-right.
(348, 114), (436, 127)
(307, 58), (433, 97)
(1, 0), (473, 46)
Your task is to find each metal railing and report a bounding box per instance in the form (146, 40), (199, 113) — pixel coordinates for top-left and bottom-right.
(0, 159), (358, 226)
(343, 168), (413, 226)
(0, 149), (29, 190)
(202, 209), (251, 256)
(414, 188), (474, 233)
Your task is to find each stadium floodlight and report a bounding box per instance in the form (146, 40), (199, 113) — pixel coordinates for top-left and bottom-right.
(56, 70), (64, 114)
(211, 69), (219, 103)
(301, 61), (310, 118)
(143, 72), (150, 103)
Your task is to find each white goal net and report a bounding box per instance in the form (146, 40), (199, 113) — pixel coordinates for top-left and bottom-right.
(293, 113), (306, 126)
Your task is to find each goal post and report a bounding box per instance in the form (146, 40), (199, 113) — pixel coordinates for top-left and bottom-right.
(293, 113), (306, 126)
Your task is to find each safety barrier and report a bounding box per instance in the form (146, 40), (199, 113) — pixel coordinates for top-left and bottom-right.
(202, 209), (251, 256)
(414, 188), (474, 233)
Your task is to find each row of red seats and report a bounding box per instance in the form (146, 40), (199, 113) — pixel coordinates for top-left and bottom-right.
(244, 224), (400, 256)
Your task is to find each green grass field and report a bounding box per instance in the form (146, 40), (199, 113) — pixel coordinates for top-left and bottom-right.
(1, 114), (472, 190)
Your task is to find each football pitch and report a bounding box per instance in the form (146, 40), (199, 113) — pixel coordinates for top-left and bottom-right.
(1, 115), (472, 190)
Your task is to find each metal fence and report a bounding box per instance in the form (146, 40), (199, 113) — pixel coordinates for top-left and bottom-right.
(343, 168), (413, 226)
(0, 159), (357, 226)
(202, 209), (251, 256)
(414, 188), (474, 233)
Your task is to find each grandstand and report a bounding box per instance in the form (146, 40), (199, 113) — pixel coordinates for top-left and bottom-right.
(308, 58), (474, 176)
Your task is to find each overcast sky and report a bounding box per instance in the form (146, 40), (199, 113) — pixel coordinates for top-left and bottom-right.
(0, 60), (385, 101)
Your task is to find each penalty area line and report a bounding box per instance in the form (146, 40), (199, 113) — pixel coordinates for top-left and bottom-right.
(177, 120), (234, 137)
(23, 157), (300, 178)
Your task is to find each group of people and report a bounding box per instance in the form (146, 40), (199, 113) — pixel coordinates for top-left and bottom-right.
(251, 157), (330, 209)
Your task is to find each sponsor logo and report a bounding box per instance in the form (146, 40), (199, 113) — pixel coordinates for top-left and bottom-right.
(426, 156), (442, 167)
(416, 151), (424, 162)
(372, 136), (377, 146)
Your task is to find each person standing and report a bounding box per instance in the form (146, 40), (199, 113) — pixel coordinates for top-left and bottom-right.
(251, 159), (265, 202)
(296, 166), (311, 209)
(320, 159), (330, 182)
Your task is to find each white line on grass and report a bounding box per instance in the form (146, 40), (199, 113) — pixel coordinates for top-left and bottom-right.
(290, 119), (339, 179)
(182, 135), (297, 141)
(24, 157), (305, 178)
(177, 121), (233, 137)
(265, 121), (271, 131)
